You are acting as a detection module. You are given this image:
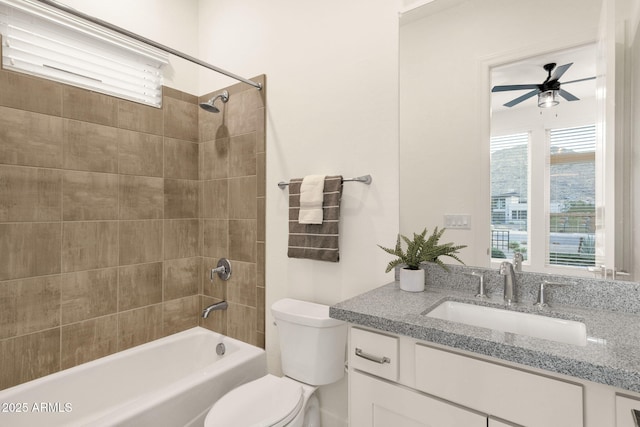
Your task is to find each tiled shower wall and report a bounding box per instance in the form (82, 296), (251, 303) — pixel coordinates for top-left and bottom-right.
(0, 60), (266, 389)
(198, 76), (266, 349)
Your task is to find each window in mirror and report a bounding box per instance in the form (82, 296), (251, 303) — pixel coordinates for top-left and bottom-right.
(490, 132), (529, 261)
(548, 125), (596, 267)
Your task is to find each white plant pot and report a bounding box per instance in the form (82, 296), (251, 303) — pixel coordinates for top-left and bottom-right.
(399, 268), (425, 292)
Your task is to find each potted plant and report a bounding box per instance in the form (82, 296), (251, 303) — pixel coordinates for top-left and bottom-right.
(378, 227), (466, 292)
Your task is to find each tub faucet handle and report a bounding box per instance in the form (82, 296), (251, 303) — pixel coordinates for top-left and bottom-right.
(210, 258), (231, 281)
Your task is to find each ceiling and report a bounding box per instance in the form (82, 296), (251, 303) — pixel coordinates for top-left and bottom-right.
(491, 43), (597, 112)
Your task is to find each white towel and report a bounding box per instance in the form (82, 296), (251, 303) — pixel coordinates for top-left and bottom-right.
(298, 174), (326, 224)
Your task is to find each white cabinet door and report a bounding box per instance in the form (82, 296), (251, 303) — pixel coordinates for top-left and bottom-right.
(350, 370), (486, 427)
(616, 395), (640, 427)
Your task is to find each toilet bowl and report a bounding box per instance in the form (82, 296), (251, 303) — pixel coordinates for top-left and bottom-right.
(204, 375), (318, 427)
(204, 298), (346, 427)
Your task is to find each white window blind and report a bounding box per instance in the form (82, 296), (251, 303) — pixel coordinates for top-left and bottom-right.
(548, 125), (596, 267)
(0, 0), (168, 107)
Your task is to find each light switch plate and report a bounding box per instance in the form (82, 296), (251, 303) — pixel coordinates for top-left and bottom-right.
(444, 214), (471, 229)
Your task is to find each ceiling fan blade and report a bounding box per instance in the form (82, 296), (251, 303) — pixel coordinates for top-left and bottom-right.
(492, 84), (539, 93)
(503, 89), (538, 107)
(562, 76), (596, 85)
(559, 89), (579, 101)
(550, 63), (573, 81)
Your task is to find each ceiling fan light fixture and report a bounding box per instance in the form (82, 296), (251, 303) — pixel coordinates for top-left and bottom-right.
(538, 90), (560, 108)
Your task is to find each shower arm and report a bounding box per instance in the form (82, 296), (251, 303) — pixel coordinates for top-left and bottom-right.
(34, 0), (263, 90)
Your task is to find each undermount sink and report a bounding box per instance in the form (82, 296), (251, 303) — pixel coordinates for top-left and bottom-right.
(425, 300), (587, 346)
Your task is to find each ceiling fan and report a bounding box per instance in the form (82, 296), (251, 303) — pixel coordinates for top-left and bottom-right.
(491, 62), (596, 108)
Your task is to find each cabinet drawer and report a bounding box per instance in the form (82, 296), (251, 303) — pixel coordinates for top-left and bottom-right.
(415, 344), (583, 427)
(350, 327), (399, 381)
(616, 394), (640, 427)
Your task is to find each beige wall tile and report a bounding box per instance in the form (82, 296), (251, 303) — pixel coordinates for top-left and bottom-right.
(165, 138), (199, 180)
(257, 151), (265, 197)
(163, 97), (198, 142)
(229, 176), (257, 219)
(200, 296), (226, 334)
(202, 179), (228, 219)
(200, 138), (229, 180)
(60, 314), (117, 369)
(0, 70), (62, 116)
(163, 295), (199, 336)
(0, 223), (61, 281)
(227, 302), (256, 346)
(164, 179), (199, 219)
(61, 268), (118, 324)
(256, 107), (266, 154)
(118, 305), (163, 351)
(202, 220), (228, 259)
(61, 221), (118, 273)
(63, 171), (118, 221)
(227, 261), (256, 307)
(118, 130), (163, 177)
(257, 286), (265, 334)
(229, 220), (257, 262)
(62, 86), (117, 127)
(118, 262), (163, 311)
(63, 120), (118, 173)
(163, 86), (198, 103)
(0, 165), (61, 222)
(119, 175), (164, 220)
(257, 242), (265, 287)
(164, 219), (200, 260)
(0, 329), (60, 389)
(119, 220), (163, 265)
(0, 276), (61, 339)
(257, 197), (265, 242)
(163, 257), (200, 300)
(0, 106), (63, 168)
(117, 99), (163, 135)
(229, 133), (256, 177)
(226, 91), (260, 137)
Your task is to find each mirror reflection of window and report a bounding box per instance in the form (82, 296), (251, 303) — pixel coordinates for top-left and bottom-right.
(489, 43), (597, 274)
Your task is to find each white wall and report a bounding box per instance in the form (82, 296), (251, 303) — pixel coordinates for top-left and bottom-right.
(196, 1), (400, 425)
(399, 0), (602, 268)
(59, 0), (201, 94)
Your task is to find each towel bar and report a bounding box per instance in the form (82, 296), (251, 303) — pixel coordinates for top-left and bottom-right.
(278, 174), (372, 189)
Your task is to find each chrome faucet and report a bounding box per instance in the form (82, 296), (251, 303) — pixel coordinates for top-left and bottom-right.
(202, 301), (228, 318)
(499, 261), (516, 305)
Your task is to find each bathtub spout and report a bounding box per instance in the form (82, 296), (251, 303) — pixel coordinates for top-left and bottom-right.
(202, 301), (228, 318)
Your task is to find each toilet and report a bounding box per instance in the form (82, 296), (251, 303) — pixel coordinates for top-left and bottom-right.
(204, 298), (347, 427)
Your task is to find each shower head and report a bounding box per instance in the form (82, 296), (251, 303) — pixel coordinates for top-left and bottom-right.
(199, 90), (229, 113)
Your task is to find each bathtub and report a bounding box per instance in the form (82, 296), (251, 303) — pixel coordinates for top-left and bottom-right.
(0, 327), (266, 427)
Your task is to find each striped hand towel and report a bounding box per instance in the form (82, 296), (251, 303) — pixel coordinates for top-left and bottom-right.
(287, 175), (343, 262)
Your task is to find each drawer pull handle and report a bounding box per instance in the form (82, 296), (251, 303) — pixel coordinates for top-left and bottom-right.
(633, 409), (640, 427)
(355, 347), (391, 364)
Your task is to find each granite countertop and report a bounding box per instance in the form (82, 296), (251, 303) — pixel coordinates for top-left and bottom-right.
(330, 281), (640, 393)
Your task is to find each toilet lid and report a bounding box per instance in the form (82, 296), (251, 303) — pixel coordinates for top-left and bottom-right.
(205, 375), (304, 427)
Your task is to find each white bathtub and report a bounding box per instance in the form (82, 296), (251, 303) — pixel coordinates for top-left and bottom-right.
(0, 327), (266, 427)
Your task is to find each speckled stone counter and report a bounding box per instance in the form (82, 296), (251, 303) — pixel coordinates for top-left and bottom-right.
(330, 266), (640, 393)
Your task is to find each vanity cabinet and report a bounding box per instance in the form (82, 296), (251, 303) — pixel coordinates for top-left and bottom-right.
(351, 370), (486, 427)
(616, 395), (640, 427)
(348, 326), (583, 427)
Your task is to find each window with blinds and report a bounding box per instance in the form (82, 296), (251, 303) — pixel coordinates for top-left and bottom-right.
(0, 0), (168, 107)
(548, 125), (596, 267)
(490, 132), (529, 261)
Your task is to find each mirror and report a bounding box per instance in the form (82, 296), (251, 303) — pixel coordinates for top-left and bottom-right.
(399, 0), (637, 280)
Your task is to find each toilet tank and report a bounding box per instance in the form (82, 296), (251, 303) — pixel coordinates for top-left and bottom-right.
(271, 298), (347, 386)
